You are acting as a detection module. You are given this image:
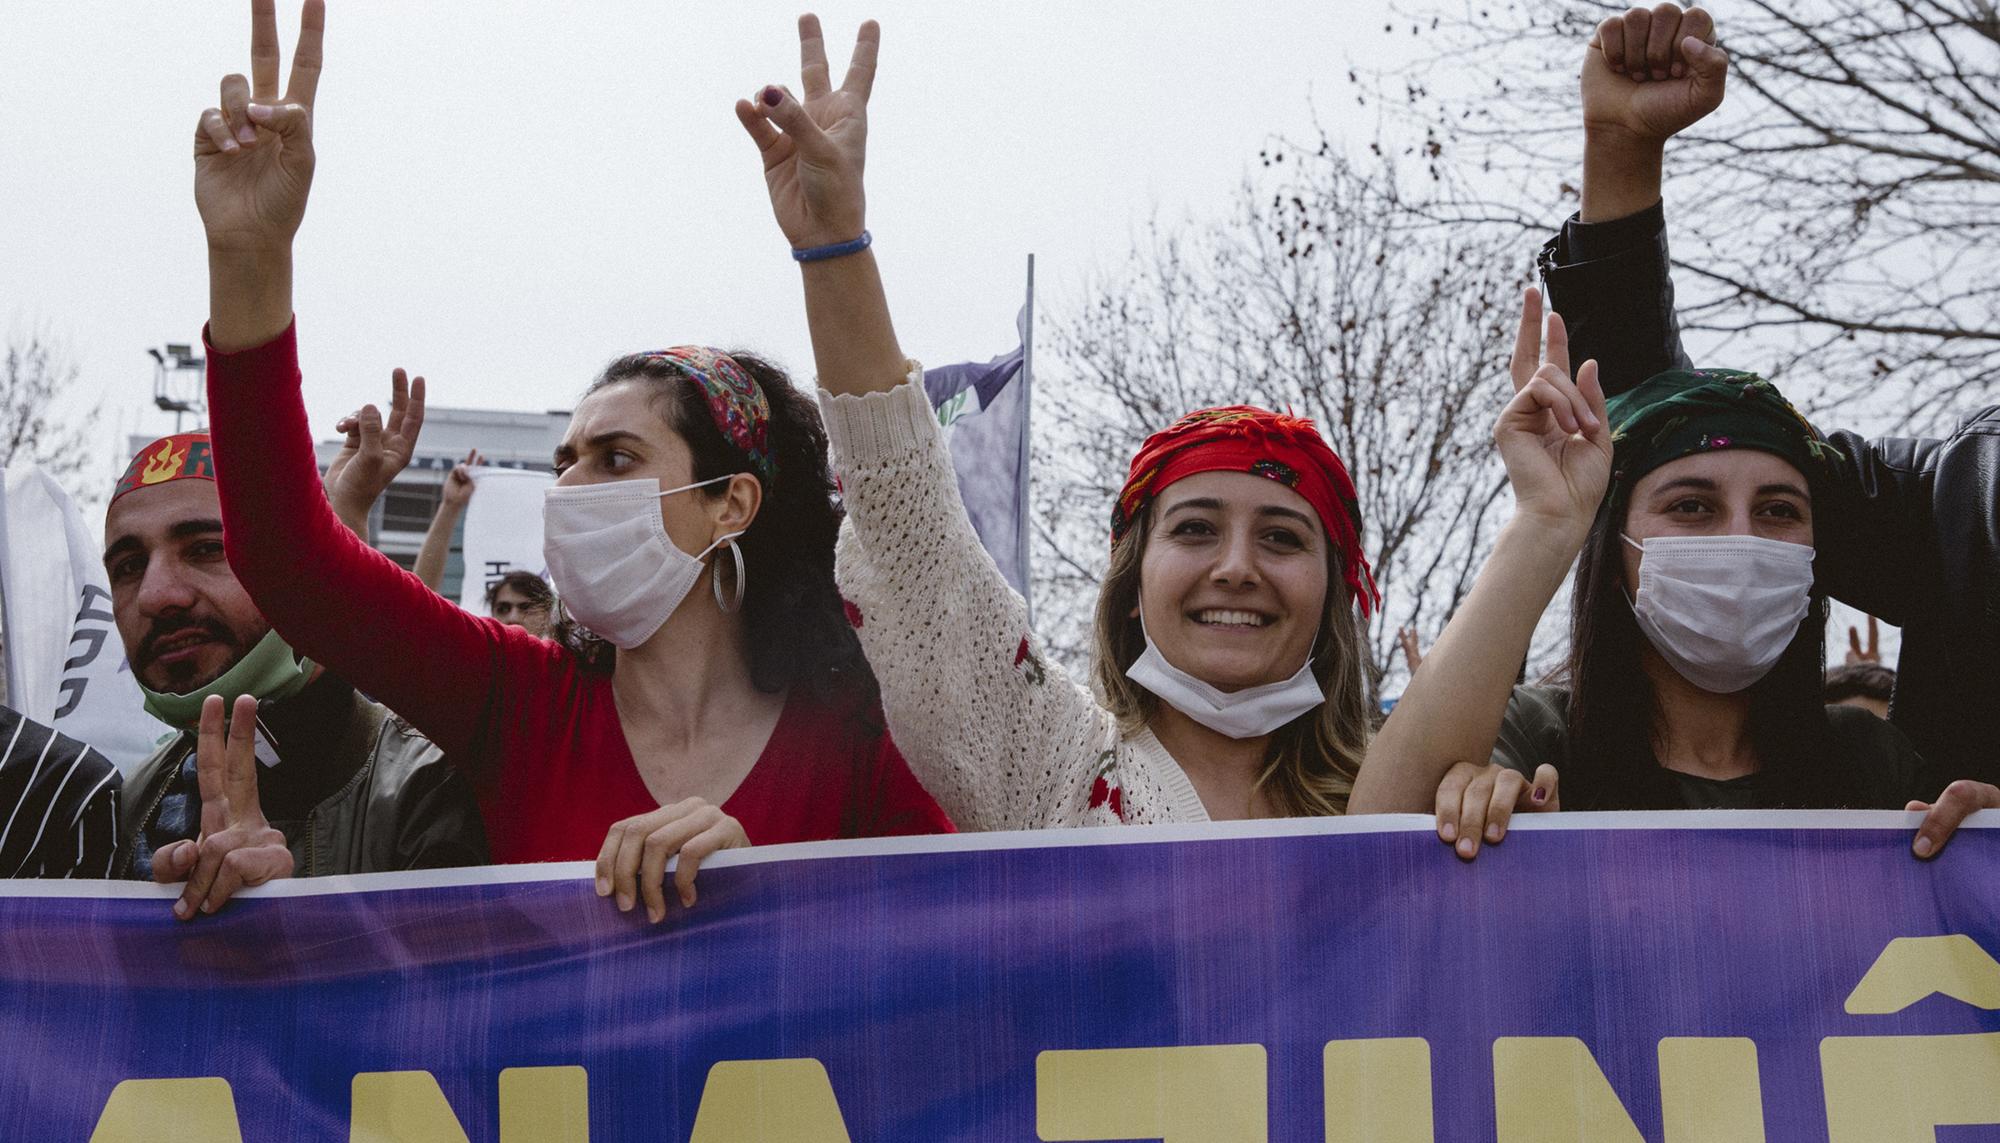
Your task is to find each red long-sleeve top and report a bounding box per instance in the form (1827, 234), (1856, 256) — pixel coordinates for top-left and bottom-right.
(205, 322), (952, 863)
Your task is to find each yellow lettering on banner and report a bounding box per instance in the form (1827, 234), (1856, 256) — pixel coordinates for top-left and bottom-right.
(1497, 1037), (1766, 1143)
(1844, 935), (2000, 1015)
(1494, 1038), (1645, 1143)
(687, 1059), (853, 1143)
(499, 1067), (589, 1142)
(1657, 1038), (1764, 1143)
(90, 1078), (243, 1143)
(1035, 1044), (1267, 1142)
(1821, 1032), (2000, 1141)
(350, 1071), (470, 1143)
(1323, 1038), (1433, 1143)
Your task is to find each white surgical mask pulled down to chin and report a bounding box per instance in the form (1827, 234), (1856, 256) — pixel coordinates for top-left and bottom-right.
(1124, 610), (1324, 739)
(1623, 532), (1815, 694)
(543, 475), (743, 650)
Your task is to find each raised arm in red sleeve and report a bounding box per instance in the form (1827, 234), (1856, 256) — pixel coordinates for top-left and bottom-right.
(204, 321), (545, 764)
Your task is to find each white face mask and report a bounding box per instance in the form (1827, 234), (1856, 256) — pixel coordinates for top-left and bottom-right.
(1124, 611), (1324, 739)
(542, 475), (743, 649)
(1623, 533), (1815, 694)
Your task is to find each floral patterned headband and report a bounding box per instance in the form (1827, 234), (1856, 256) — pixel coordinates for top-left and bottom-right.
(644, 347), (776, 482)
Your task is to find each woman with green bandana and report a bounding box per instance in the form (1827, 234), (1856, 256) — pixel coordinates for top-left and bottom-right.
(1353, 292), (2000, 860)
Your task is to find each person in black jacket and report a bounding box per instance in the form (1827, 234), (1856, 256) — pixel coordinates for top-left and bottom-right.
(1536, 3), (2000, 813)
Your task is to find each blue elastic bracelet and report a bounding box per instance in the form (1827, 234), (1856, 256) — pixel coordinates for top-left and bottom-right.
(791, 230), (872, 263)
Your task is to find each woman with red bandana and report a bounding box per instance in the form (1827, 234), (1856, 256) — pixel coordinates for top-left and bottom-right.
(736, 18), (1387, 825)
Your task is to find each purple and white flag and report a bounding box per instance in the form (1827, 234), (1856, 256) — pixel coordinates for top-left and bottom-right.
(923, 267), (1034, 601)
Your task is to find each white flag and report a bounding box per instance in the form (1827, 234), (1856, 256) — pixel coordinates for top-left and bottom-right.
(457, 467), (555, 615)
(0, 465), (165, 776)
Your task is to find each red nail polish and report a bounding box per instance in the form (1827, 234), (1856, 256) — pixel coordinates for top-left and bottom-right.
(762, 87), (782, 107)
(1532, 788), (1548, 804)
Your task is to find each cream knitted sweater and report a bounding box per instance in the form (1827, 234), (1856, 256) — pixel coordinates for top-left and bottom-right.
(820, 375), (1212, 831)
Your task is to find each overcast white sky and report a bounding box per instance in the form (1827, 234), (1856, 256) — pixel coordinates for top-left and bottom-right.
(0, 1), (1900, 666)
(4, 1), (1412, 467)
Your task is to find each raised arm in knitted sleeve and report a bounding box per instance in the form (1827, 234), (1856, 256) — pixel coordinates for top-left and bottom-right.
(203, 321), (538, 765)
(819, 373), (1118, 831)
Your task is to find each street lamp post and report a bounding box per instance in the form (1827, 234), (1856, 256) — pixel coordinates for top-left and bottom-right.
(147, 344), (205, 433)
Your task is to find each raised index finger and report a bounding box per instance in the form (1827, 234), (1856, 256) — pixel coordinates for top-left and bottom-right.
(798, 13), (833, 100)
(1509, 287), (1543, 392)
(251, 0), (282, 101)
(841, 20), (881, 101)
(285, 0), (326, 107)
(1543, 310), (1572, 378)
(222, 693), (263, 819)
(194, 696), (232, 833)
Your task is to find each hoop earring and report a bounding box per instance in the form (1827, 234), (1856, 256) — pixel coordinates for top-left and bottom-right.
(713, 538), (746, 613)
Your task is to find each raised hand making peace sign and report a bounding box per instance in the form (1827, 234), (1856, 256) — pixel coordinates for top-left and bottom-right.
(1496, 288), (1612, 533)
(735, 14), (880, 250)
(195, 0), (324, 257)
(150, 695), (295, 920)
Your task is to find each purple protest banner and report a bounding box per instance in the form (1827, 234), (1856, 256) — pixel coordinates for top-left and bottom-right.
(5, 813), (1999, 1140)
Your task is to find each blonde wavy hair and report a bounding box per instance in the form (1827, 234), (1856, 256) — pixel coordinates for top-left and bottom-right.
(1090, 511), (1374, 817)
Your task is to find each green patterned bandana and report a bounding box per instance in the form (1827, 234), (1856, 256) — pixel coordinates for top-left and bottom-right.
(1604, 368), (1843, 500)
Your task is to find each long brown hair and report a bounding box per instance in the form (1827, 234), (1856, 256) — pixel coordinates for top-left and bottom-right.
(1560, 496), (1844, 809)
(1089, 512), (1373, 815)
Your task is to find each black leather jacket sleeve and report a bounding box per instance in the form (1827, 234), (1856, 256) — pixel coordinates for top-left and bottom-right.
(1535, 200), (1690, 396)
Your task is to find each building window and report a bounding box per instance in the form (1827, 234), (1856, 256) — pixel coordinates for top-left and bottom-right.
(380, 485), (439, 534)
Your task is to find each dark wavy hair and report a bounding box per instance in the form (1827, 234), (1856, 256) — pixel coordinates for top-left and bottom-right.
(1557, 494), (1852, 810)
(484, 569), (553, 612)
(550, 351), (879, 715)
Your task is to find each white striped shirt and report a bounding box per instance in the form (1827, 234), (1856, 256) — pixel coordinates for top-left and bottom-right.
(0, 707), (120, 878)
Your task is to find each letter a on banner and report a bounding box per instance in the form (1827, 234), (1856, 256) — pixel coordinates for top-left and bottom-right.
(688, 1060), (853, 1143)
(90, 1078), (243, 1142)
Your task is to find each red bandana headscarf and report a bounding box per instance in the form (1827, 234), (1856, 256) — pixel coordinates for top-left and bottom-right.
(112, 433), (216, 505)
(1112, 406), (1379, 618)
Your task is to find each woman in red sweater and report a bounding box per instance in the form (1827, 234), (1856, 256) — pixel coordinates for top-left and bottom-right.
(189, 0), (950, 922)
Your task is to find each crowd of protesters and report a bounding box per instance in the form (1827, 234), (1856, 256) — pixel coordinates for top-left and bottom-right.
(2, 0), (1996, 919)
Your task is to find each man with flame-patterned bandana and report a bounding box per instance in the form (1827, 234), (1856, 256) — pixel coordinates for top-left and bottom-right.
(103, 433), (485, 918)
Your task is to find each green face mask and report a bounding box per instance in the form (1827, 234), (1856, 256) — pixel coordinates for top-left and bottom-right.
(139, 628), (317, 729)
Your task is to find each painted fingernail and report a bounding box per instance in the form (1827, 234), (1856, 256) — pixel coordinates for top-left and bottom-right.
(1457, 838), (1476, 858)
(762, 86), (782, 107)
(1913, 836), (1934, 858)
(1439, 821), (1457, 842)
(1532, 787), (1549, 804)
(594, 877), (610, 897)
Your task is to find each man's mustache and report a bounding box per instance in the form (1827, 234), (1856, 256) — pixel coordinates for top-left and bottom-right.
(137, 616), (239, 667)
